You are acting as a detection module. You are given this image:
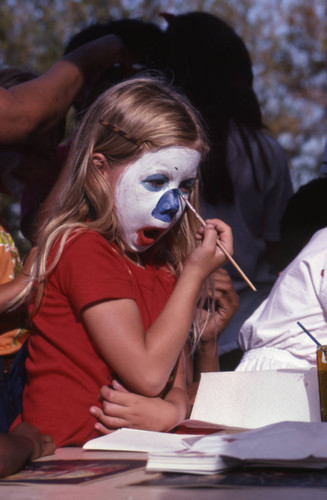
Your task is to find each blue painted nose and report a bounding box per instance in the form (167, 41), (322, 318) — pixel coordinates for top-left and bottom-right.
(151, 189), (181, 222)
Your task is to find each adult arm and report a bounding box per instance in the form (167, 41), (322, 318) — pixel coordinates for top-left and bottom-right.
(0, 35), (125, 145)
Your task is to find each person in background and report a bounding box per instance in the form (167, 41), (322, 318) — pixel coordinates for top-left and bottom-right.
(236, 173), (327, 371)
(0, 223), (53, 477)
(162, 11), (293, 370)
(0, 232), (52, 477)
(0, 222), (35, 433)
(236, 227), (327, 371)
(279, 177), (327, 270)
(0, 66), (66, 243)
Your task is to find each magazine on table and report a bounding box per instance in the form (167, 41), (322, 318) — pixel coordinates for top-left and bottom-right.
(146, 421), (327, 474)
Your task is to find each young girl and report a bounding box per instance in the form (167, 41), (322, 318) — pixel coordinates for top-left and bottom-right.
(14, 76), (233, 447)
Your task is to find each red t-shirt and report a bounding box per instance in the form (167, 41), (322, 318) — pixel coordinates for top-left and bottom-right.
(20, 230), (176, 447)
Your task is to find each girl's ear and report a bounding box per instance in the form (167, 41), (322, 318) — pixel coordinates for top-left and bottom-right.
(92, 153), (108, 172)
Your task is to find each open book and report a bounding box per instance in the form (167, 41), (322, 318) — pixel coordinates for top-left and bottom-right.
(177, 369), (321, 432)
(83, 369), (321, 455)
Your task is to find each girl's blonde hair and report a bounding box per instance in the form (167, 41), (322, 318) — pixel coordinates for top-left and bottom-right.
(19, 76), (210, 338)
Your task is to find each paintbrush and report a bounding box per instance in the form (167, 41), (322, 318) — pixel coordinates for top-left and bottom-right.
(297, 321), (322, 347)
(180, 193), (257, 292)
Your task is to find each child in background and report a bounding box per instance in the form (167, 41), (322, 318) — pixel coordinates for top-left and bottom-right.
(13, 76), (233, 447)
(162, 12), (293, 369)
(0, 235), (55, 478)
(0, 224), (32, 433)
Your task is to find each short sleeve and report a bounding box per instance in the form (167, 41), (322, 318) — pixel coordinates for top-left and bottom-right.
(54, 231), (135, 315)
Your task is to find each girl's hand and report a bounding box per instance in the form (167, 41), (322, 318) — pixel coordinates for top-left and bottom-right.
(89, 380), (184, 433)
(195, 219), (233, 254)
(188, 219), (233, 280)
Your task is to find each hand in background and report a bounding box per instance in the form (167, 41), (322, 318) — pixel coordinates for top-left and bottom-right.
(187, 269), (239, 404)
(0, 423), (55, 478)
(201, 268), (240, 343)
(11, 422), (56, 460)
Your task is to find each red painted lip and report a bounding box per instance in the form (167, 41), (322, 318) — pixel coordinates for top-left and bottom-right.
(137, 227), (166, 247)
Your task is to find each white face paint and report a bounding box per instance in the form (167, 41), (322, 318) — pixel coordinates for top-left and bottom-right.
(114, 146), (201, 252)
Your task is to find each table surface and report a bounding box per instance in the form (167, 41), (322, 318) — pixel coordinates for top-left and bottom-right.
(1, 447), (327, 500)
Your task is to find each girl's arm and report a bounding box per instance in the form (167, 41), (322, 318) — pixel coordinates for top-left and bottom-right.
(90, 353), (190, 432)
(88, 271), (238, 430)
(82, 220), (233, 396)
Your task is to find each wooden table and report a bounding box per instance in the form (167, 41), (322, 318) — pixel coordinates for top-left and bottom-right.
(1, 447), (327, 500)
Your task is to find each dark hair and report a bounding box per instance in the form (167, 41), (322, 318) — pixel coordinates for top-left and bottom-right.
(65, 18), (168, 70)
(64, 18), (168, 116)
(280, 177), (327, 268)
(164, 11), (268, 203)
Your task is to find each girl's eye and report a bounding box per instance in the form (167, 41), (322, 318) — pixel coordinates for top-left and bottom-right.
(141, 174), (168, 192)
(179, 178), (195, 194)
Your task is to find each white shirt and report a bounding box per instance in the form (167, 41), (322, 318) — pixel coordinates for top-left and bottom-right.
(237, 228), (327, 370)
